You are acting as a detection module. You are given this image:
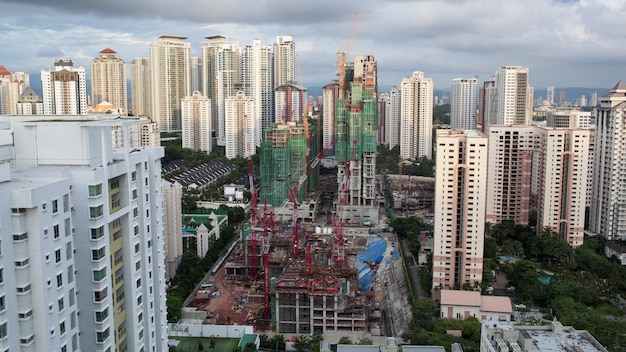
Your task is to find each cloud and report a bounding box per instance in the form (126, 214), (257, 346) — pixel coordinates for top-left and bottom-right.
(36, 45), (63, 58)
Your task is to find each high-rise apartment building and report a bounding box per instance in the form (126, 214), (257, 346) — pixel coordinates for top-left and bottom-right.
(0, 66), (28, 115)
(432, 130), (487, 293)
(40, 59), (88, 115)
(190, 57), (202, 93)
(546, 108), (592, 129)
(202, 36), (241, 146)
(149, 35), (191, 132)
(16, 87), (44, 115)
(486, 125), (590, 247)
(182, 91), (212, 153)
(387, 87), (401, 149)
(91, 48), (128, 115)
(590, 81), (626, 240)
(377, 92), (389, 145)
(273, 36), (295, 89)
(242, 40), (273, 144)
(225, 91), (256, 159)
(0, 114), (167, 351)
(322, 81), (339, 150)
(492, 66), (533, 127)
(162, 180), (183, 280)
(275, 82), (307, 124)
(130, 58), (151, 117)
(547, 86), (555, 105)
(400, 71), (433, 160)
(450, 78), (478, 130)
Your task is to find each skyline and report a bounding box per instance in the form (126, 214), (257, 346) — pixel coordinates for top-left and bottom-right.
(1, 0), (625, 91)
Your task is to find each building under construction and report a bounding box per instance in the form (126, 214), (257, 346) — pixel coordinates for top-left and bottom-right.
(335, 54), (380, 225)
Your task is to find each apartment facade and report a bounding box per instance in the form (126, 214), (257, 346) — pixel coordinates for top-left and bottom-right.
(400, 71), (433, 160)
(273, 36), (295, 89)
(40, 59), (88, 115)
(149, 35), (191, 132)
(322, 81), (339, 150)
(225, 91), (256, 159)
(91, 48), (128, 116)
(450, 78), (478, 130)
(0, 66), (29, 115)
(242, 40), (273, 144)
(181, 91), (212, 153)
(432, 130), (488, 293)
(130, 58), (151, 117)
(0, 115), (167, 351)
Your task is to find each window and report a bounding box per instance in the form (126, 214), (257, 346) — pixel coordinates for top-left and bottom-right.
(66, 242), (73, 260)
(131, 171), (137, 181)
(13, 232), (28, 241)
(92, 268), (107, 282)
(55, 249), (62, 263)
(54, 224), (60, 239)
(94, 288), (107, 302)
(58, 298), (65, 312)
(132, 189), (138, 199)
(89, 205), (103, 219)
(0, 322), (6, 339)
(89, 184), (103, 197)
(96, 328), (110, 343)
(0, 268), (3, 284)
(57, 273), (63, 288)
(59, 321), (66, 336)
(136, 278), (141, 288)
(91, 226), (105, 240)
(115, 269), (124, 284)
(134, 225), (139, 236)
(0, 296), (5, 312)
(95, 308), (109, 323)
(92, 247), (106, 261)
(52, 199), (59, 214)
(18, 309), (33, 319)
(69, 288), (75, 306)
(133, 208), (138, 218)
(17, 284), (31, 294)
(15, 258), (29, 268)
(20, 334), (34, 345)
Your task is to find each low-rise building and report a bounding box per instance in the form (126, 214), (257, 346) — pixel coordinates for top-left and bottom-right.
(440, 290), (512, 322)
(604, 241), (626, 265)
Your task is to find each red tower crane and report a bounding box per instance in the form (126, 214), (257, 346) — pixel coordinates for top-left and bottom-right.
(248, 157), (259, 279)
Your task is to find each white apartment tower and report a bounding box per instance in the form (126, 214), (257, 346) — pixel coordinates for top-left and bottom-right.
(225, 91), (256, 159)
(322, 81), (339, 150)
(274, 82), (307, 123)
(590, 81), (626, 240)
(273, 36), (295, 89)
(400, 71), (433, 160)
(242, 40), (273, 144)
(0, 115), (167, 351)
(149, 35), (191, 132)
(432, 130), (487, 293)
(91, 48), (128, 115)
(182, 91), (212, 153)
(40, 59), (88, 115)
(0, 66), (29, 115)
(162, 180), (183, 280)
(492, 66), (533, 127)
(387, 86), (402, 149)
(378, 92), (389, 145)
(16, 87), (44, 115)
(190, 57), (203, 93)
(202, 36), (241, 146)
(450, 78), (478, 130)
(130, 58), (151, 117)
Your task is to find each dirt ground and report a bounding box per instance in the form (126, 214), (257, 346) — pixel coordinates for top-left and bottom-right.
(200, 268), (251, 325)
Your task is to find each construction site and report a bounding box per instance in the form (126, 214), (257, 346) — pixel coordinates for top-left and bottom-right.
(387, 174), (435, 219)
(181, 24), (414, 338)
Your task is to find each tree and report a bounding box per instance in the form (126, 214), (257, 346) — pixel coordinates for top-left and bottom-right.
(244, 342), (257, 352)
(413, 298), (438, 330)
(337, 336), (353, 345)
(198, 342), (204, 351)
(357, 337), (374, 345)
(293, 336), (311, 352)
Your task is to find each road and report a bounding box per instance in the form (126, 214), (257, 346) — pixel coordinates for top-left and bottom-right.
(400, 238), (426, 300)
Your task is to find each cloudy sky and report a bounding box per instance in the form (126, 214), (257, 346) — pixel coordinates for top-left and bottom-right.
(1, 0), (625, 94)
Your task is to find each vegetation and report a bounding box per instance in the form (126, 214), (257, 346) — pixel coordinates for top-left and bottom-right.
(433, 104), (451, 125)
(376, 144), (435, 177)
(259, 334), (285, 351)
(389, 216), (432, 258)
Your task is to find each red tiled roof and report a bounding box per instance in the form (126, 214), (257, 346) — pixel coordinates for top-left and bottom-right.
(0, 65), (11, 75)
(100, 48), (117, 54)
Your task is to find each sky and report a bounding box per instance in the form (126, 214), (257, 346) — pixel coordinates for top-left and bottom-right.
(1, 0), (626, 95)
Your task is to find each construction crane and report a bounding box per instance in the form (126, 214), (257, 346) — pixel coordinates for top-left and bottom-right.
(336, 5), (370, 99)
(248, 157), (259, 279)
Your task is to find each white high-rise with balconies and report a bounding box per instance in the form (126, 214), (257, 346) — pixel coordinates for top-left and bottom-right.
(400, 71), (433, 160)
(202, 36), (241, 146)
(225, 91), (256, 159)
(492, 66), (533, 127)
(322, 81), (339, 150)
(273, 36), (295, 89)
(450, 78), (478, 130)
(149, 36), (191, 132)
(182, 91), (212, 153)
(91, 48), (128, 116)
(0, 114), (167, 352)
(432, 130), (487, 294)
(0, 66), (29, 115)
(130, 58), (151, 117)
(242, 40), (273, 145)
(40, 59), (88, 115)
(590, 81), (626, 240)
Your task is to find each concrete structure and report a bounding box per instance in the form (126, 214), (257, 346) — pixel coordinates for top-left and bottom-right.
(0, 66), (28, 115)
(225, 91), (256, 159)
(604, 241), (626, 266)
(433, 130), (488, 292)
(275, 82), (307, 124)
(40, 59), (88, 115)
(202, 36), (241, 146)
(378, 92), (389, 145)
(323, 81), (340, 150)
(590, 81), (626, 240)
(140, 120), (161, 147)
(242, 39), (273, 143)
(273, 35), (295, 89)
(163, 180), (183, 280)
(149, 35), (191, 132)
(546, 108), (593, 128)
(489, 66), (533, 128)
(480, 320), (608, 352)
(16, 86), (43, 115)
(450, 78), (478, 130)
(0, 114), (167, 351)
(486, 126), (590, 247)
(182, 91), (212, 153)
(387, 87), (401, 149)
(91, 48), (128, 116)
(439, 290), (512, 322)
(130, 58), (151, 117)
(400, 71), (433, 160)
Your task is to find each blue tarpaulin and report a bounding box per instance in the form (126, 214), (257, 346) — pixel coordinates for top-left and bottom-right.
(355, 236), (387, 292)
